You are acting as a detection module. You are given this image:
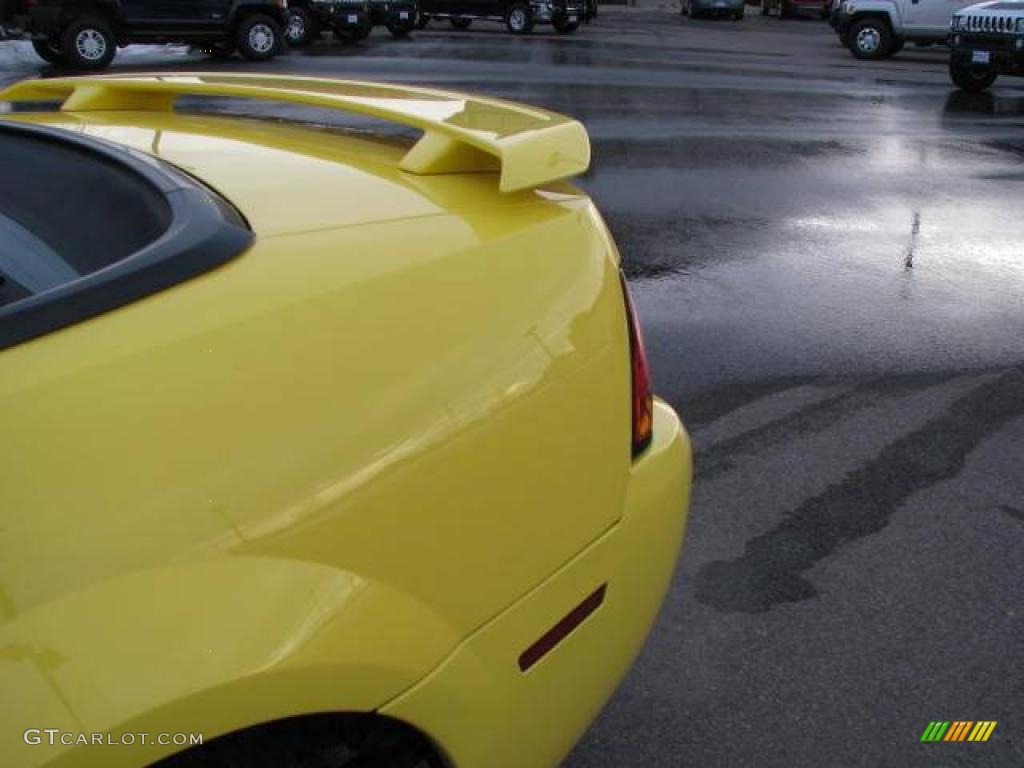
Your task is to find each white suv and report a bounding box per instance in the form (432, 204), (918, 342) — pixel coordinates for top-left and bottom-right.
(949, 1), (1024, 90)
(836, 0), (977, 58)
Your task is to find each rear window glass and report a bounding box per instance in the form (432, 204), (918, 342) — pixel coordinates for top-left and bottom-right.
(0, 128), (172, 306)
(0, 121), (252, 351)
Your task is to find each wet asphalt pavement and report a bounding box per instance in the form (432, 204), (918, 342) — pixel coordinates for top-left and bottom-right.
(3, 7), (1024, 767)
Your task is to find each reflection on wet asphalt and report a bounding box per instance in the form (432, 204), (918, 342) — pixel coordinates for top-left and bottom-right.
(2, 10), (1023, 767)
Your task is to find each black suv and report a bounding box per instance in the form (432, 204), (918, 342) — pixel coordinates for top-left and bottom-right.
(283, 0), (372, 46)
(417, 0), (589, 34)
(368, 0), (417, 37)
(0, 0), (290, 69)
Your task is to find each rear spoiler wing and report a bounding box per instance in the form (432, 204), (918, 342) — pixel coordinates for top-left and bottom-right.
(0, 74), (590, 193)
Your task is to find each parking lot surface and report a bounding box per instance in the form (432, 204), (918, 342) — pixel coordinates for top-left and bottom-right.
(3, 8), (1023, 767)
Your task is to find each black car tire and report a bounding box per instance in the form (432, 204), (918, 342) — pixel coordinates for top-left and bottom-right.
(387, 22), (414, 37)
(553, 17), (580, 32)
(61, 16), (116, 70)
(848, 16), (892, 59)
(333, 23), (371, 42)
(285, 7), (319, 46)
(450, 17), (473, 28)
(237, 14), (282, 60)
(152, 717), (445, 768)
(950, 61), (998, 92)
(31, 38), (67, 65)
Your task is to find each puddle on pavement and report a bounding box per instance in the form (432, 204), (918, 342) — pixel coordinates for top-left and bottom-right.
(582, 129), (1024, 391)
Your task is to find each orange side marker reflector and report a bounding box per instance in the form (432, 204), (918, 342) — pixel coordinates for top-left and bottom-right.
(518, 585), (607, 672)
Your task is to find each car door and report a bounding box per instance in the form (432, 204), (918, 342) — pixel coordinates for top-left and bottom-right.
(903, 0), (973, 35)
(120, 0), (207, 34)
(194, 0), (232, 31)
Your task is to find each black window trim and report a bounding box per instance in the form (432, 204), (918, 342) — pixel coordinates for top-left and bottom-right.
(0, 120), (254, 352)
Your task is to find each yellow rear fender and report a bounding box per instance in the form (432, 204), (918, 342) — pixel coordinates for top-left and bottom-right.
(0, 557), (460, 768)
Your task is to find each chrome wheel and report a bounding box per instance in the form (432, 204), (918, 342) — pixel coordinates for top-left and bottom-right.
(248, 23), (275, 54)
(855, 26), (880, 54)
(509, 9), (527, 30)
(75, 29), (106, 61)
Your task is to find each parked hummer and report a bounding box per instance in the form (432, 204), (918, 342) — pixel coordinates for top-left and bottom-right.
(949, 1), (1024, 90)
(0, 0), (289, 69)
(835, 0), (975, 58)
(417, 0), (589, 34)
(369, 0), (417, 37)
(284, 0), (372, 45)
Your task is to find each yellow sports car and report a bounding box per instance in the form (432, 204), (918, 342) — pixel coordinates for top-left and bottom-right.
(0, 74), (692, 768)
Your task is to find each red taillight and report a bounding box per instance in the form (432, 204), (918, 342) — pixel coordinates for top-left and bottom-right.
(621, 273), (653, 458)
